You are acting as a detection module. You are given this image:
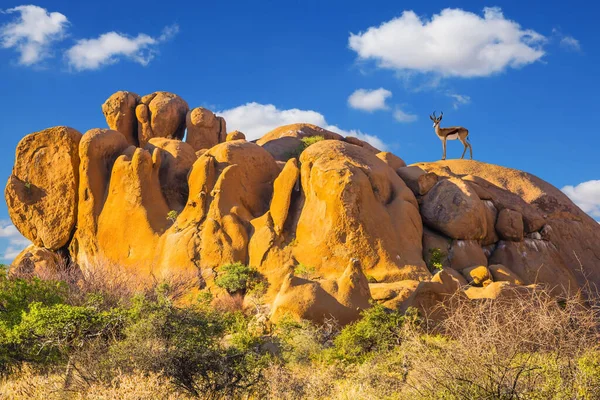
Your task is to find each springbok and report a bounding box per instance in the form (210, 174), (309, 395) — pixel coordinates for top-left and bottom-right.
(429, 111), (472, 160)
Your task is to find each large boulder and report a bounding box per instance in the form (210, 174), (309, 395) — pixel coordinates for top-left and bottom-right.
(270, 259), (371, 324)
(420, 178), (487, 240)
(136, 92), (189, 147)
(5, 126), (82, 250)
(257, 123), (343, 146)
(71, 129), (130, 266)
(416, 160), (600, 289)
(145, 138), (197, 211)
(293, 140), (429, 282)
(10, 245), (62, 277)
(101, 91), (141, 146)
(96, 147), (170, 272)
(186, 107), (226, 151)
(496, 208), (524, 241)
(489, 239), (578, 294)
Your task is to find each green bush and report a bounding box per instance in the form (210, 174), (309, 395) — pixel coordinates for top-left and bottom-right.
(286, 135), (325, 159)
(108, 292), (267, 397)
(215, 263), (262, 294)
(329, 305), (418, 363)
(0, 270), (68, 329)
(293, 263), (316, 279)
(427, 248), (445, 272)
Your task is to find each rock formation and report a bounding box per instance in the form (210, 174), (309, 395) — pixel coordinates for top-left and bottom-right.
(5, 90), (600, 324)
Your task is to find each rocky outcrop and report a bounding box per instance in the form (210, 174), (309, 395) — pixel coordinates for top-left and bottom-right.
(101, 91), (141, 146)
(136, 92), (189, 147)
(186, 107), (226, 151)
(5, 126), (81, 250)
(6, 91), (600, 326)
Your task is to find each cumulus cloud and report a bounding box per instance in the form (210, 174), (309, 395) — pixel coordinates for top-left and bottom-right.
(349, 7), (545, 78)
(348, 88), (392, 111)
(0, 220), (30, 261)
(562, 180), (600, 219)
(65, 24), (178, 71)
(218, 102), (386, 150)
(0, 5), (69, 65)
(393, 108), (418, 123)
(560, 36), (581, 52)
(447, 93), (471, 109)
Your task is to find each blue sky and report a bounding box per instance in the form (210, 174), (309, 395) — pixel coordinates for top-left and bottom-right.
(1, 0), (599, 261)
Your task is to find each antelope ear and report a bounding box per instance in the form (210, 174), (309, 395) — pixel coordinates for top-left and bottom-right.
(439, 115), (443, 121)
(429, 115), (434, 121)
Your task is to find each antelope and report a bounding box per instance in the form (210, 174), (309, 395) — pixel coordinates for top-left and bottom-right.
(429, 111), (472, 160)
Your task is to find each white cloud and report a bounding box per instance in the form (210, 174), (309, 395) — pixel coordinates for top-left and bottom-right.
(562, 180), (600, 219)
(218, 102), (386, 150)
(560, 36), (581, 52)
(393, 107), (418, 123)
(65, 24), (178, 71)
(447, 93), (471, 109)
(0, 220), (30, 261)
(349, 7), (545, 78)
(348, 88), (392, 111)
(0, 5), (68, 65)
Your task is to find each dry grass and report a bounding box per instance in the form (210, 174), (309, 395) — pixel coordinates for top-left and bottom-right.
(0, 368), (194, 400)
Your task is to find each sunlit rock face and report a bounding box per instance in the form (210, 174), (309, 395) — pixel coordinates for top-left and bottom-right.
(6, 90), (600, 324)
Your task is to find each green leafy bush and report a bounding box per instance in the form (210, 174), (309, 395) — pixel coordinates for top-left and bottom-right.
(215, 263), (262, 294)
(293, 263), (316, 279)
(427, 248), (445, 272)
(166, 210), (179, 223)
(329, 305), (418, 363)
(286, 135), (325, 159)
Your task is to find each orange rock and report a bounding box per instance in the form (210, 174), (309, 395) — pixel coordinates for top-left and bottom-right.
(370, 280), (420, 310)
(101, 91), (141, 146)
(432, 267), (468, 286)
(449, 240), (488, 271)
(136, 92), (189, 147)
(482, 200), (500, 245)
(71, 129), (130, 266)
(260, 136), (304, 161)
(489, 264), (524, 285)
(10, 245), (61, 277)
(496, 208), (524, 241)
(256, 123), (343, 146)
(294, 140), (429, 282)
(96, 148), (170, 272)
(344, 136), (380, 153)
(421, 178), (487, 240)
(376, 151), (407, 169)
(5, 126), (81, 250)
(186, 107), (226, 151)
(145, 138), (197, 211)
(270, 259), (371, 324)
(461, 265), (491, 286)
(226, 130), (245, 141)
(489, 239), (578, 295)
(396, 166), (438, 196)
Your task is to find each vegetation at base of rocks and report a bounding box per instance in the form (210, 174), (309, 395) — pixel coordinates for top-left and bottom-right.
(214, 262), (265, 297)
(427, 247), (445, 272)
(1, 266), (600, 399)
(293, 263), (316, 279)
(366, 274), (377, 283)
(286, 135), (325, 159)
(166, 210), (179, 223)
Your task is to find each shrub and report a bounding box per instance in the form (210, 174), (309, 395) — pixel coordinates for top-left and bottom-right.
(427, 248), (444, 272)
(329, 305), (418, 363)
(166, 210), (179, 223)
(293, 263), (316, 279)
(286, 135), (325, 159)
(214, 263), (263, 295)
(108, 293), (268, 397)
